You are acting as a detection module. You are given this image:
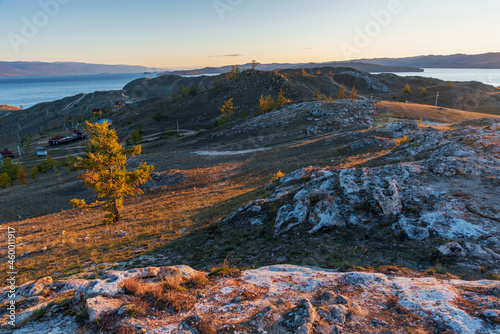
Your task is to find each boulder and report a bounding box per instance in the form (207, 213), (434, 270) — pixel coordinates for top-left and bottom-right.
(282, 299), (318, 334)
(86, 296), (124, 322)
(27, 277), (53, 297)
(438, 242), (467, 258)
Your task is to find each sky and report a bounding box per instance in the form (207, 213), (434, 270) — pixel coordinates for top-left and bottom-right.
(0, 0), (498, 69)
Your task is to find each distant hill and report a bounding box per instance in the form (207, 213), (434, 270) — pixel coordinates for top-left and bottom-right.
(355, 52), (500, 69)
(0, 61), (163, 77)
(164, 61), (423, 75)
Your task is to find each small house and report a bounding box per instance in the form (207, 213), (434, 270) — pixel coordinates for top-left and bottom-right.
(0, 151), (14, 159)
(96, 119), (113, 126)
(49, 130), (87, 146)
(92, 108), (102, 116)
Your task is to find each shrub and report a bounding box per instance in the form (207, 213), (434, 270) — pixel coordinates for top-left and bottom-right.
(420, 88), (427, 97)
(272, 170), (286, 180)
(395, 136), (409, 146)
(31, 166), (39, 179)
(152, 112), (163, 122)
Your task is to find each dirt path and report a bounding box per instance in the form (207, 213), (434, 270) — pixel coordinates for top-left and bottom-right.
(62, 94), (87, 111)
(194, 148), (269, 156)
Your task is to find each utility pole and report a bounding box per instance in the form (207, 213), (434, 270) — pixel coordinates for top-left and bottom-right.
(435, 92), (440, 107)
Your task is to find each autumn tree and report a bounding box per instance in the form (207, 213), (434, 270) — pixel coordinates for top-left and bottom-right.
(259, 95), (275, 114)
(130, 130), (142, 145)
(404, 84), (411, 94)
(225, 65), (241, 81)
(0, 158), (19, 185)
(71, 121), (153, 223)
(276, 89), (288, 109)
(349, 86), (359, 101)
(16, 167), (27, 185)
(313, 89), (327, 101)
(219, 97), (237, 124)
(420, 88), (428, 97)
(0, 173), (10, 188)
(337, 84), (348, 99)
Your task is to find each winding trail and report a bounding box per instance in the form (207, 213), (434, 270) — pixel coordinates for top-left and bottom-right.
(62, 94), (87, 111)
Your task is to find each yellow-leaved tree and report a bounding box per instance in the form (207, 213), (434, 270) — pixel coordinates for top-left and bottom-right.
(219, 97), (237, 124)
(71, 121), (154, 222)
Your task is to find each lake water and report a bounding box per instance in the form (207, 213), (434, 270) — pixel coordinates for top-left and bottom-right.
(381, 68), (500, 87)
(1, 69), (499, 109)
(0, 73), (154, 109)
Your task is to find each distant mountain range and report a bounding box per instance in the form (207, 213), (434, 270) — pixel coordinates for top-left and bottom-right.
(1, 52), (499, 77)
(0, 61), (162, 77)
(163, 62), (423, 75)
(162, 52), (500, 75)
(354, 52), (500, 69)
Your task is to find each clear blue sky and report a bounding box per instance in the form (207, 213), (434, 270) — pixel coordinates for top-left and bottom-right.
(0, 0), (498, 69)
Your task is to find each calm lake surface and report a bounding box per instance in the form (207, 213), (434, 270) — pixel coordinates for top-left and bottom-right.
(0, 73), (154, 109)
(383, 68), (500, 87)
(1, 69), (499, 109)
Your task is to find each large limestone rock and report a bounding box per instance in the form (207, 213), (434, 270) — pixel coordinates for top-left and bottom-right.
(1, 265), (499, 333)
(86, 296), (124, 322)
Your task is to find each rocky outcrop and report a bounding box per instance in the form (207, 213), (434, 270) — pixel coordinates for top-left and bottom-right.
(222, 117), (500, 266)
(1, 265), (499, 333)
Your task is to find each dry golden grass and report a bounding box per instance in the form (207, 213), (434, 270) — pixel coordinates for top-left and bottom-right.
(162, 273), (182, 291)
(121, 277), (142, 296)
(161, 290), (196, 313)
(184, 272), (208, 289)
(0, 161), (264, 284)
(124, 300), (148, 318)
(376, 101), (500, 124)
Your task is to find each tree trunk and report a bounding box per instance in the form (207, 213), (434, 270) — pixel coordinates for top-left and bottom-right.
(113, 199), (121, 222)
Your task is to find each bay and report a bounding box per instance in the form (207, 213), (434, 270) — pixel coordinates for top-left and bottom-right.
(0, 72), (154, 109)
(2, 68), (499, 110)
(380, 68), (500, 87)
